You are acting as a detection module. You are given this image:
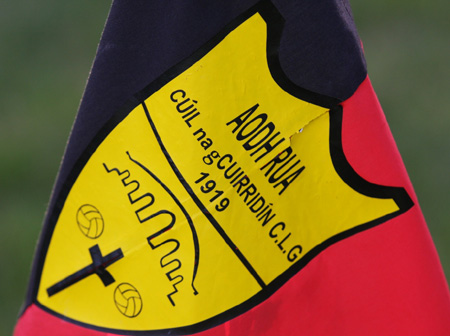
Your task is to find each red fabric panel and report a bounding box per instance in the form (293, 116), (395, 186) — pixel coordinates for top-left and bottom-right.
(14, 304), (106, 336)
(194, 76), (450, 335)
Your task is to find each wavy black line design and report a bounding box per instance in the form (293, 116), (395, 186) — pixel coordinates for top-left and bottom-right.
(127, 151), (200, 297)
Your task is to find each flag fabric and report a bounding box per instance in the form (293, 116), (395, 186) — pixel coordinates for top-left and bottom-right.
(15, 1), (450, 335)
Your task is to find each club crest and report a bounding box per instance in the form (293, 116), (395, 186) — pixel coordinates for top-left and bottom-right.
(31, 1), (412, 334)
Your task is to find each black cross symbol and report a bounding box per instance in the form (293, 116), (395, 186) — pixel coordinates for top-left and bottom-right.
(47, 244), (123, 297)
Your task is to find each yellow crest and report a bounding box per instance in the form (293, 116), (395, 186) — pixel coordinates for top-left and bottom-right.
(32, 1), (411, 334)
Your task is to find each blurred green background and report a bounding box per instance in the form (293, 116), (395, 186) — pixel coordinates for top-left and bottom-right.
(0, 1), (448, 335)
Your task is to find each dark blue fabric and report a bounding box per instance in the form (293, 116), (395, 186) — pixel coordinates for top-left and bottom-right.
(50, 0), (366, 218)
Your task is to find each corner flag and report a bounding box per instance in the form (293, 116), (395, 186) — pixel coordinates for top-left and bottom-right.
(15, 1), (450, 335)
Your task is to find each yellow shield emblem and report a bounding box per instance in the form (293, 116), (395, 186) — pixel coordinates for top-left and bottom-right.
(32, 1), (412, 333)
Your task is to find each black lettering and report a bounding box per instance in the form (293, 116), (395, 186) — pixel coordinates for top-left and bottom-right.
(217, 154), (232, 169)
(249, 196), (265, 213)
(239, 183), (257, 203)
(226, 104), (259, 133)
(193, 128), (206, 141)
(243, 121), (275, 151)
(277, 232), (291, 251)
(246, 192), (260, 206)
(236, 113), (267, 141)
(257, 207), (276, 227)
(223, 161), (240, 180)
(287, 245), (302, 262)
(200, 138), (213, 150)
(170, 89), (186, 102)
(182, 108), (198, 120)
(269, 222), (285, 238)
(275, 166), (305, 195)
(261, 147), (293, 177)
(202, 150), (220, 165)
(251, 132), (285, 163)
(267, 154), (298, 183)
(176, 98), (192, 113)
(230, 171), (244, 185)
(184, 112), (200, 127)
(233, 175), (250, 194)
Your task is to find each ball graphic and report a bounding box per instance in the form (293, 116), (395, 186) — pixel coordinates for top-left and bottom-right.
(76, 204), (104, 239)
(114, 283), (143, 318)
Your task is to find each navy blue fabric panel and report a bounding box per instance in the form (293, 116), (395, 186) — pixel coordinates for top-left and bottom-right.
(49, 0), (366, 217)
(276, 0), (365, 98)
